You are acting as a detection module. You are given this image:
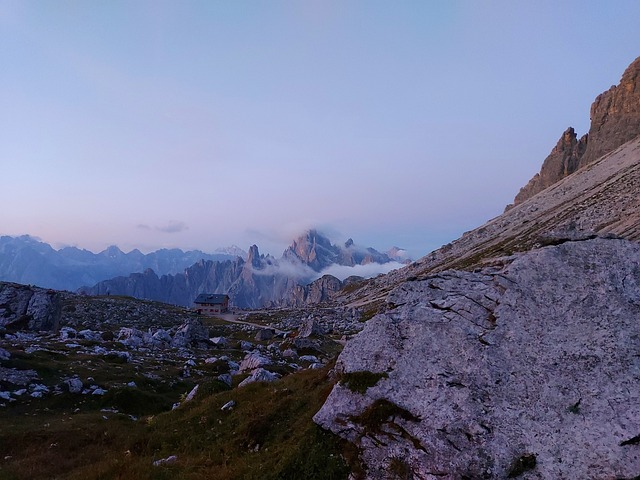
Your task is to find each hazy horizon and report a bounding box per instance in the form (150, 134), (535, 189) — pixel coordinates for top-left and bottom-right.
(3, 2), (640, 259)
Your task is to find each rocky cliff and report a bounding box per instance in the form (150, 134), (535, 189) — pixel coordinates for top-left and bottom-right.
(315, 238), (640, 478)
(510, 127), (587, 207)
(509, 56), (640, 207)
(580, 55), (640, 166)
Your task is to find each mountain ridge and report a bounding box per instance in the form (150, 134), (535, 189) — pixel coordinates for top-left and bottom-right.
(0, 235), (236, 292)
(80, 230), (406, 309)
(508, 55), (640, 208)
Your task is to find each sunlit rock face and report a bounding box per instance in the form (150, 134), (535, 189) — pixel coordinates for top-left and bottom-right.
(509, 56), (640, 208)
(315, 238), (640, 479)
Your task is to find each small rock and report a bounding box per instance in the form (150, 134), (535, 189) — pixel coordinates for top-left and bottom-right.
(217, 373), (233, 387)
(299, 355), (319, 363)
(184, 385), (199, 403)
(153, 455), (177, 467)
(78, 329), (103, 342)
(239, 352), (272, 373)
(92, 388), (107, 396)
(0, 348), (11, 361)
(238, 368), (279, 387)
(221, 400), (236, 411)
(282, 348), (298, 359)
(211, 336), (228, 347)
(297, 318), (324, 338)
(255, 328), (275, 341)
(64, 377), (83, 394)
(59, 326), (77, 340)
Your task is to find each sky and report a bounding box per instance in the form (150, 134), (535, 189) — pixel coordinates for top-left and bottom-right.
(2, 1), (640, 259)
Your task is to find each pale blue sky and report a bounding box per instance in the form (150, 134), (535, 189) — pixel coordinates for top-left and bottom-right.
(1, 1), (639, 258)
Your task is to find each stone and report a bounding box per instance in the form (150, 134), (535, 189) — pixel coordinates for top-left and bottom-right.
(171, 318), (209, 348)
(210, 336), (228, 347)
(151, 329), (172, 344)
(217, 374), (233, 387)
(299, 355), (319, 363)
(116, 327), (145, 348)
(221, 400), (236, 411)
(314, 238), (640, 479)
(238, 368), (279, 387)
(59, 326), (77, 340)
(184, 384), (199, 403)
(282, 348), (298, 359)
(297, 317), (324, 338)
(292, 338), (320, 352)
(239, 352), (272, 373)
(64, 377), (83, 394)
(77, 329), (102, 341)
(0, 348), (10, 361)
(153, 455), (177, 467)
(0, 367), (38, 386)
(254, 328), (275, 341)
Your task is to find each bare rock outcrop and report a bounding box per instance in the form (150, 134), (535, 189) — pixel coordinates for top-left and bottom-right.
(510, 127), (587, 207)
(286, 274), (344, 307)
(509, 56), (640, 207)
(580, 55), (640, 166)
(0, 282), (62, 331)
(315, 238), (640, 479)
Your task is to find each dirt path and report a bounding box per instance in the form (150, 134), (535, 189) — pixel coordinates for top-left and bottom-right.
(214, 313), (287, 335)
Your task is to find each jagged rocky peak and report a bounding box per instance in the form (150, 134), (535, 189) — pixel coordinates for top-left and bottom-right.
(580, 55), (640, 166)
(508, 127), (588, 208)
(508, 56), (640, 208)
(246, 245), (262, 269)
(101, 245), (125, 258)
(282, 230), (338, 272)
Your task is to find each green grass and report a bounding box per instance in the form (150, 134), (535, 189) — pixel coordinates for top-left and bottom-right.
(0, 364), (353, 480)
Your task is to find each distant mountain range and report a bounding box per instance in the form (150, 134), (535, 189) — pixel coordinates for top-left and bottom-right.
(0, 235), (237, 291)
(80, 230), (409, 309)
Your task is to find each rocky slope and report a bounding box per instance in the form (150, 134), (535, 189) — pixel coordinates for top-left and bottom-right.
(0, 235), (235, 291)
(338, 133), (640, 309)
(315, 237), (640, 478)
(509, 56), (640, 207)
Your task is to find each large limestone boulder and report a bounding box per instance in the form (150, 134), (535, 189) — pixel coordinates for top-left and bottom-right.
(0, 283), (62, 331)
(314, 238), (640, 479)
